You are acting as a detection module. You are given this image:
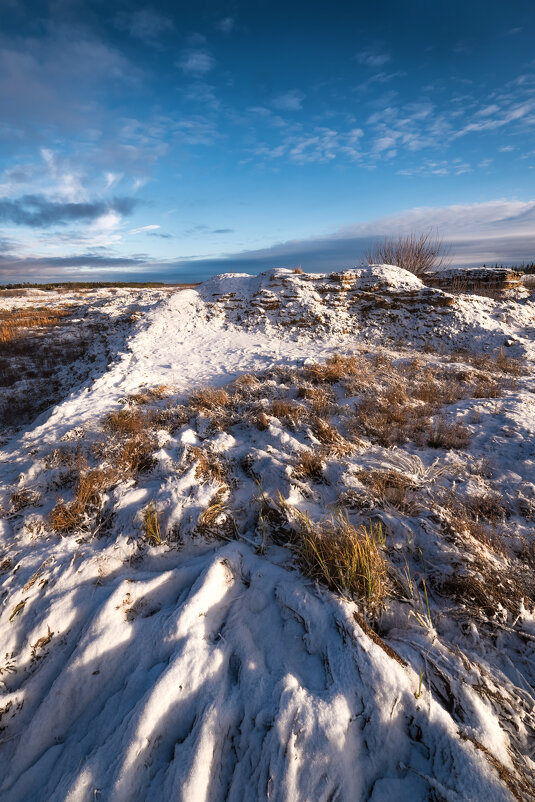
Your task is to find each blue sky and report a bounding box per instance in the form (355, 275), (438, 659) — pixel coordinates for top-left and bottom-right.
(1, 0), (535, 282)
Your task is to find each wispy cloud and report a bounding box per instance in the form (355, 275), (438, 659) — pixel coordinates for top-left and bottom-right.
(128, 224), (160, 235)
(217, 17), (234, 33)
(115, 9), (174, 43)
(356, 48), (391, 68)
(178, 49), (215, 75)
(272, 91), (305, 111)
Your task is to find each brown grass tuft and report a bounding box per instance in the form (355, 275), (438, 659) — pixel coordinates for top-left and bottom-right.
(293, 511), (388, 615)
(116, 434), (156, 475)
(128, 385), (169, 405)
(270, 399), (305, 426)
(143, 501), (162, 545)
(50, 468), (117, 533)
(190, 446), (226, 483)
(427, 417), (471, 450)
(293, 450), (324, 481)
(105, 408), (146, 435)
(188, 387), (231, 410)
(311, 417), (353, 455)
(357, 470), (418, 514)
(197, 486), (235, 538)
(306, 353), (364, 384)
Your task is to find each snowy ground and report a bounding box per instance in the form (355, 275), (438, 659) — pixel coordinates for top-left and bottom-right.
(1, 267), (534, 801)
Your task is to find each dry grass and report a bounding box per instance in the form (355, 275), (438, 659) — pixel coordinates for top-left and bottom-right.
(254, 410), (270, 431)
(293, 511), (388, 615)
(128, 385), (169, 405)
(10, 488), (40, 512)
(297, 385), (334, 415)
(190, 446), (226, 483)
(197, 486), (235, 538)
(448, 348), (524, 377)
(353, 395), (430, 447)
(426, 417), (471, 450)
(293, 450), (324, 481)
(305, 353), (364, 384)
(270, 399), (305, 426)
(105, 408), (146, 435)
(0, 306), (71, 343)
(143, 501), (162, 545)
(50, 468), (117, 533)
(311, 417), (353, 455)
(357, 470), (418, 514)
(116, 434), (156, 475)
(436, 489), (507, 555)
(188, 387), (232, 410)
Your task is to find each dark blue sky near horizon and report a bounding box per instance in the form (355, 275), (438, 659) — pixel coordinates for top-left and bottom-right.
(1, 0), (535, 282)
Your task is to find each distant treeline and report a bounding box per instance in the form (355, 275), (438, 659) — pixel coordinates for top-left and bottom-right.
(0, 281), (169, 290)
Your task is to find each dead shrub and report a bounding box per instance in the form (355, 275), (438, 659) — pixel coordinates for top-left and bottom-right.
(292, 511), (388, 615)
(365, 231), (450, 280)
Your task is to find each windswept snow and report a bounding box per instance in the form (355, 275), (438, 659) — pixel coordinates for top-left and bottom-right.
(1, 266), (535, 801)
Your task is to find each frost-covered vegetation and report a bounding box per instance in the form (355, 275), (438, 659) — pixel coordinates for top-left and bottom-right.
(1, 266), (534, 800)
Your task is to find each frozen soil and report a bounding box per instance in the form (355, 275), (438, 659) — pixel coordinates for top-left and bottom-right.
(1, 267), (535, 801)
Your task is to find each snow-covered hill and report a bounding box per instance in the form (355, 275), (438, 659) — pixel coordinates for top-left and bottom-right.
(1, 267), (534, 801)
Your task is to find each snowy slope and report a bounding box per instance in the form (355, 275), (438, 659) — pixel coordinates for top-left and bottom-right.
(1, 267), (535, 801)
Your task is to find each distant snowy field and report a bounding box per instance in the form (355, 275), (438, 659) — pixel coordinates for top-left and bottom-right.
(1, 267), (534, 801)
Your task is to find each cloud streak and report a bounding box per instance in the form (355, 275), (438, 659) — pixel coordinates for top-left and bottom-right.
(0, 195), (138, 228)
